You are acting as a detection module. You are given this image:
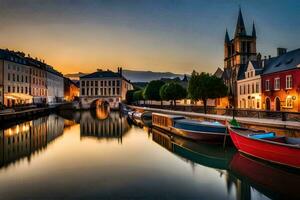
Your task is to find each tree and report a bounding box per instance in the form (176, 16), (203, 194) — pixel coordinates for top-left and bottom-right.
(126, 89), (138, 104)
(143, 80), (165, 105)
(133, 90), (144, 105)
(188, 71), (227, 114)
(160, 82), (187, 106)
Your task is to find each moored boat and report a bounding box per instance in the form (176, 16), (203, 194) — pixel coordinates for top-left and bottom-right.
(141, 111), (152, 127)
(152, 113), (228, 142)
(228, 126), (300, 168)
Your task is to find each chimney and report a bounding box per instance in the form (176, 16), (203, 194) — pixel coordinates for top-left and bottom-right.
(277, 48), (287, 56)
(119, 67), (122, 76)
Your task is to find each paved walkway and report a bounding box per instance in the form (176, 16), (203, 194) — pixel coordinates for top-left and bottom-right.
(129, 105), (300, 130)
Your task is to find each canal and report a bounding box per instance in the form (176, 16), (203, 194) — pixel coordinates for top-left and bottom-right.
(0, 107), (299, 200)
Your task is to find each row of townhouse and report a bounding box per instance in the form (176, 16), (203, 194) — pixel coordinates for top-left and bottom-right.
(237, 48), (300, 112)
(0, 49), (64, 107)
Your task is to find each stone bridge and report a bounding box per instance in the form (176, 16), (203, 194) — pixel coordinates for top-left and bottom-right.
(80, 96), (120, 110)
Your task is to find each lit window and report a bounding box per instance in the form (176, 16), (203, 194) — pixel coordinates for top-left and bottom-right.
(265, 80), (270, 91)
(274, 78), (280, 90)
(286, 97), (293, 108)
(256, 82), (259, 93)
(286, 75), (292, 89)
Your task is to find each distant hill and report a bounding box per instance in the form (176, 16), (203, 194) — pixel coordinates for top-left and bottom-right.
(65, 69), (186, 83)
(122, 70), (185, 82)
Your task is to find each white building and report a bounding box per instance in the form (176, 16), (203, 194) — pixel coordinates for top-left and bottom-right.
(0, 50), (32, 107)
(0, 49), (64, 107)
(46, 66), (64, 104)
(80, 68), (133, 109)
(237, 61), (263, 109)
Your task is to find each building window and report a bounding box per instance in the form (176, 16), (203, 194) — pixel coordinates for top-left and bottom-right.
(13, 74), (15, 81)
(104, 81), (107, 87)
(100, 88), (103, 95)
(251, 83), (254, 93)
(8, 73), (10, 81)
(81, 88), (85, 95)
(8, 86), (10, 93)
(100, 81), (103, 86)
(256, 82), (259, 93)
(117, 88), (120, 95)
(95, 81), (98, 87)
(113, 88), (115, 95)
(247, 84), (250, 94)
(256, 99), (260, 109)
(95, 88), (98, 95)
(82, 81), (85, 87)
(251, 71), (253, 77)
(108, 88), (111, 95)
(87, 81), (89, 87)
(91, 81), (93, 87)
(274, 78), (280, 90)
(286, 75), (292, 89)
(239, 85), (242, 95)
(265, 80), (270, 91)
(104, 88), (107, 95)
(112, 81), (115, 86)
(286, 96), (293, 108)
(117, 80), (120, 86)
(108, 81), (111, 86)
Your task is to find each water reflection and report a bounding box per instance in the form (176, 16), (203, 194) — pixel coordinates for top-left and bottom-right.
(79, 106), (130, 143)
(0, 108), (300, 199)
(0, 114), (64, 168)
(229, 152), (300, 200)
(151, 128), (236, 170)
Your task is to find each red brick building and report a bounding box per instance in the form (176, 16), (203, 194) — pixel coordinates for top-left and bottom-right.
(261, 48), (300, 112)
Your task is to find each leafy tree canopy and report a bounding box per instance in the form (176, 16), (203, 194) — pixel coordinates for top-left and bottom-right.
(160, 82), (187, 103)
(133, 90), (144, 102)
(143, 80), (165, 101)
(188, 71), (227, 113)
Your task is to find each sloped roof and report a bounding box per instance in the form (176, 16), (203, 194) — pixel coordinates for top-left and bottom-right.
(263, 48), (300, 75)
(214, 67), (224, 78)
(81, 70), (121, 79)
(237, 64), (247, 80)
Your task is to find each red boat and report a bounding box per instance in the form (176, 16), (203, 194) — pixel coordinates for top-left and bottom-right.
(228, 126), (300, 168)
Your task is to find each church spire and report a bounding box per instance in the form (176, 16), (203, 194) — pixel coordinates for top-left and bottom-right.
(234, 7), (246, 37)
(225, 29), (230, 44)
(252, 21), (256, 38)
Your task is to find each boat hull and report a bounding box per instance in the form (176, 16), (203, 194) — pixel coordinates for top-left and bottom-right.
(154, 124), (227, 142)
(229, 128), (300, 168)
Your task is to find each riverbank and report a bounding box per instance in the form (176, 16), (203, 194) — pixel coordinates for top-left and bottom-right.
(0, 107), (57, 123)
(128, 105), (300, 130)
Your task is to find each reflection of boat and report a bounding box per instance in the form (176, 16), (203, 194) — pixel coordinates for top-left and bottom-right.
(229, 152), (300, 199)
(229, 126), (300, 168)
(152, 128), (235, 170)
(152, 113), (228, 142)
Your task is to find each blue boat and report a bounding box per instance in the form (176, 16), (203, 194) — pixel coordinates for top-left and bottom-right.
(152, 113), (228, 142)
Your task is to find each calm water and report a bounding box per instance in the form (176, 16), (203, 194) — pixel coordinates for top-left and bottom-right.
(0, 108), (299, 200)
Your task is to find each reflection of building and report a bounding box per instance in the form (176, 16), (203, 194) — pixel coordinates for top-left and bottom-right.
(80, 110), (130, 142)
(79, 68), (133, 109)
(64, 77), (79, 101)
(0, 114), (64, 167)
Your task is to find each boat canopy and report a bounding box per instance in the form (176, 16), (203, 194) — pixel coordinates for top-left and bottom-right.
(152, 112), (185, 120)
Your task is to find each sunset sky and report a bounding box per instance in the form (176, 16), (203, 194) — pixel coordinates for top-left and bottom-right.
(0, 0), (299, 75)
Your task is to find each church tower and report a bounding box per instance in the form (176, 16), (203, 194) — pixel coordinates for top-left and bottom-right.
(224, 8), (257, 106)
